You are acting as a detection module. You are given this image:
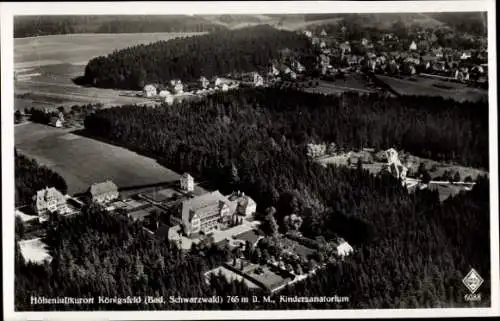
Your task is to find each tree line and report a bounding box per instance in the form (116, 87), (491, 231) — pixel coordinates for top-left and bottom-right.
(15, 150), (68, 207)
(82, 25), (315, 89)
(84, 88), (488, 169)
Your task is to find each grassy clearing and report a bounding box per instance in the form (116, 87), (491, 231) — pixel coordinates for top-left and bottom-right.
(15, 32), (204, 67)
(14, 33), (203, 110)
(377, 75), (487, 102)
(15, 122), (183, 195)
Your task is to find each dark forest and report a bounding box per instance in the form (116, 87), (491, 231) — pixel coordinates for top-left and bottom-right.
(82, 26), (315, 89)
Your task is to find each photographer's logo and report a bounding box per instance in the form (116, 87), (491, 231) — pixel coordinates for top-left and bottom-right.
(462, 269), (483, 294)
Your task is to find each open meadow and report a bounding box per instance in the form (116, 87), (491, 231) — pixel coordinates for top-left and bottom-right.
(14, 32), (203, 110)
(376, 75), (488, 102)
(15, 122), (184, 195)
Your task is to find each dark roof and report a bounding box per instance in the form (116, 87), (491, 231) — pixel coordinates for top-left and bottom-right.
(155, 223), (171, 239)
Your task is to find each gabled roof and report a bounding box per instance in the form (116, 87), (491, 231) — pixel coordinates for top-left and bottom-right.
(181, 190), (232, 221)
(89, 180), (118, 196)
(34, 187), (64, 202)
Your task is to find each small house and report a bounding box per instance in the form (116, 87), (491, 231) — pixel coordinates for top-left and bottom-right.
(409, 41), (417, 51)
(279, 64), (292, 75)
(339, 42), (351, 54)
(180, 173), (195, 192)
(88, 180), (119, 204)
(461, 51), (472, 60)
(143, 84), (157, 97)
(50, 117), (63, 128)
(162, 94), (174, 105)
(320, 29), (327, 37)
(174, 82), (184, 94)
(199, 76), (210, 89)
(33, 187), (68, 220)
(335, 238), (354, 258)
(253, 72), (264, 87)
(292, 60), (305, 73)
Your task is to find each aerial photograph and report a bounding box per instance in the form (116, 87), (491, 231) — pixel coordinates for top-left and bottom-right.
(9, 8), (492, 313)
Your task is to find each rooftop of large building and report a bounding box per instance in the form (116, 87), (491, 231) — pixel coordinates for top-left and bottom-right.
(34, 187), (65, 202)
(183, 190), (229, 213)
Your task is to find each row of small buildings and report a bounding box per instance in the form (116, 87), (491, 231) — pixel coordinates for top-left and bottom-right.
(142, 73), (266, 104)
(32, 173), (257, 242)
(32, 180), (119, 221)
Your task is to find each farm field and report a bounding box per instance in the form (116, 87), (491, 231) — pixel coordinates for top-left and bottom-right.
(299, 74), (376, 95)
(15, 122), (184, 195)
(14, 32), (204, 111)
(376, 75), (488, 102)
(15, 32), (204, 68)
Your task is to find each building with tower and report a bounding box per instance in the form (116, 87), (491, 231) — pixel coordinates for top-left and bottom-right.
(180, 173), (194, 192)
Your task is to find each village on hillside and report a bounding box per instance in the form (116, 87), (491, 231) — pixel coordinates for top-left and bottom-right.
(10, 10), (492, 313)
(132, 25), (488, 107)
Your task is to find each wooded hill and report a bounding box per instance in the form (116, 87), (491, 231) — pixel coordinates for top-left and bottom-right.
(82, 25), (315, 89)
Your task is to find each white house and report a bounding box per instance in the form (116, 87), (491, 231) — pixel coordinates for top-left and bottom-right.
(199, 76), (210, 89)
(269, 64), (280, 77)
(143, 84), (157, 97)
(320, 29), (327, 37)
(340, 42), (351, 54)
(409, 41), (417, 51)
(163, 95), (174, 105)
(253, 72), (264, 87)
(221, 83), (229, 92)
(292, 60), (305, 73)
(174, 82), (184, 94)
(461, 51), (472, 60)
(303, 30), (313, 38)
(159, 90), (174, 105)
(50, 117), (63, 128)
(335, 239), (354, 258)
